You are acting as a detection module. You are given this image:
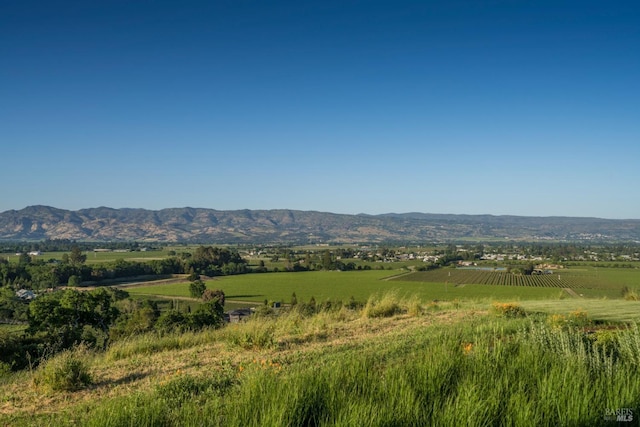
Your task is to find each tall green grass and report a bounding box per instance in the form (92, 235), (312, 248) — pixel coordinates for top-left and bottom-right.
(219, 321), (638, 426)
(5, 295), (640, 426)
(53, 320), (640, 425)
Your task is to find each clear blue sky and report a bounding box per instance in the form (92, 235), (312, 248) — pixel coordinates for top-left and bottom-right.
(1, 1), (638, 219)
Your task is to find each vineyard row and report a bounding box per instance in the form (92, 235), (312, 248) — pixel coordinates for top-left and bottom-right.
(400, 270), (608, 289)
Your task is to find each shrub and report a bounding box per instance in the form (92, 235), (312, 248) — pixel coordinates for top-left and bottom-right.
(346, 296), (363, 310)
(621, 286), (640, 300)
(226, 322), (276, 349)
(591, 329), (620, 355)
(0, 329), (28, 370)
(547, 314), (567, 329)
(110, 302), (159, 340)
(155, 310), (187, 333)
(491, 302), (525, 318)
(362, 293), (402, 318)
(546, 310), (590, 329)
(254, 305), (275, 318)
(296, 297), (318, 317)
(568, 309), (590, 327)
(406, 295), (423, 317)
(0, 361), (11, 378)
(34, 349), (92, 392)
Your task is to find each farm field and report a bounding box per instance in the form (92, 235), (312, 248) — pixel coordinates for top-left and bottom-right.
(1, 250), (168, 265)
(126, 270), (563, 304)
(127, 270), (394, 303)
(123, 266), (640, 313)
(397, 267), (640, 291)
(85, 250), (167, 264)
(126, 293), (256, 312)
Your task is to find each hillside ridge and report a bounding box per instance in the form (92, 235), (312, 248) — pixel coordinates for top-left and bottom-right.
(0, 206), (638, 243)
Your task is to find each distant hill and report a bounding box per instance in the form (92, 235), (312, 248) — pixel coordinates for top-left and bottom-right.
(0, 206), (638, 243)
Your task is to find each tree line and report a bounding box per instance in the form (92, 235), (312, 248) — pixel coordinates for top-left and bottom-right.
(0, 286), (226, 372)
(0, 245), (244, 372)
(1, 239), (158, 253)
(0, 246), (248, 290)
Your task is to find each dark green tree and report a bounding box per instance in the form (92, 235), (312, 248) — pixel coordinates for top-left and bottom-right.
(27, 289), (119, 351)
(321, 250), (333, 270)
(187, 268), (199, 282)
(189, 279), (206, 298)
(0, 287), (28, 322)
(69, 246), (87, 266)
(17, 253), (31, 265)
(110, 300), (159, 339)
(202, 288), (225, 305)
(523, 262), (536, 275)
(188, 299), (224, 329)
(155, 310), (187, 333)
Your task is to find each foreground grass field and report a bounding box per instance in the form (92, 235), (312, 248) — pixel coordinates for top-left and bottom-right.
(1, 296), (639, 426)
(521, 299), (640, 323)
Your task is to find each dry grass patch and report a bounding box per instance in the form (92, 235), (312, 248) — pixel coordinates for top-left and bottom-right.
(0, 301), (481, 422)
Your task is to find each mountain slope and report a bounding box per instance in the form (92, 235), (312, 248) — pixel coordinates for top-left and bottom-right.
(0, 206), (638, 243)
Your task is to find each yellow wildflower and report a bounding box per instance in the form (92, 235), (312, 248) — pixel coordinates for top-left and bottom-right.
(463, 343), (473, 355)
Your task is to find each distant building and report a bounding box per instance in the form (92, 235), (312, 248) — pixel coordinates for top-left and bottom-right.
(16, 289), (35, 300)
(227, 308), (253, 323)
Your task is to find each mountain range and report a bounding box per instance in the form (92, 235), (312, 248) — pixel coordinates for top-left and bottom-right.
(0, 206), (638, 243)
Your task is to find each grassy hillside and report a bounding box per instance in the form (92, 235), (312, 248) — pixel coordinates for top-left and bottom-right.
(1, 296), (639, 426)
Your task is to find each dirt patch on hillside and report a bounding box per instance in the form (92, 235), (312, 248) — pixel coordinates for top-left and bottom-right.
(563, 288), (582, 298)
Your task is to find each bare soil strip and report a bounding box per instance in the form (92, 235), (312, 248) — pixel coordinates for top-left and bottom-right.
(563, 288), (581, 298)
(382, 271), (414, 281)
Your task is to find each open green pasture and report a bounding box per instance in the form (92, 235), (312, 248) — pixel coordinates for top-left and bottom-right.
(127, 270), (391, 302)
(1, 250), (169, 265)
(124, 291), (255, 311)
(85, 250), (167, 264)
(126, 270), (562, 304)
(521, 299), (640, 323)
